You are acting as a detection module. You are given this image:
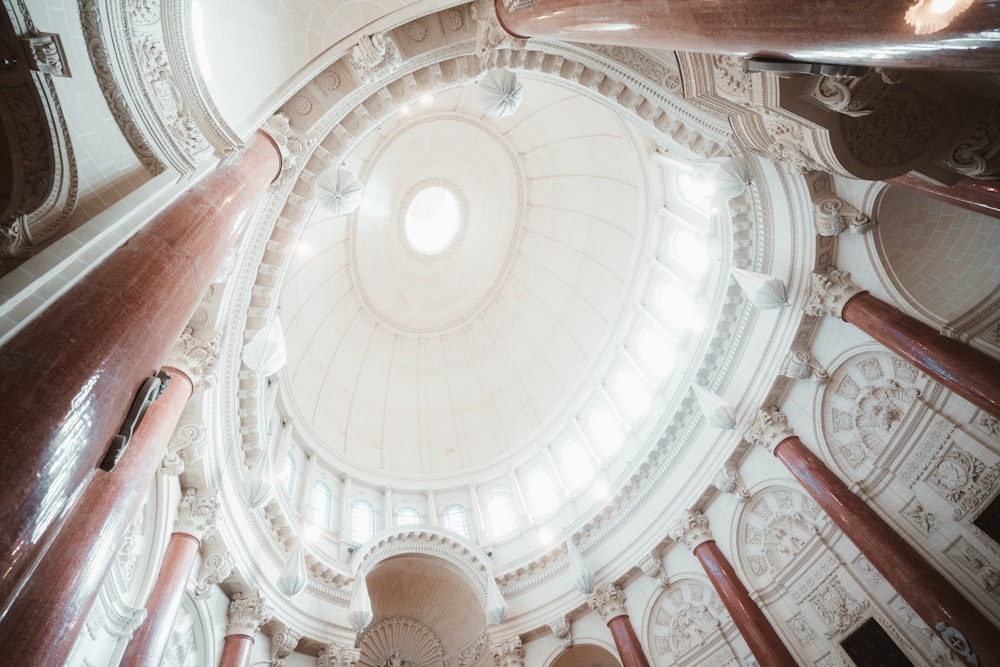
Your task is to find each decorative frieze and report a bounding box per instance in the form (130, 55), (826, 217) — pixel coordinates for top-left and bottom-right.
(317, 643), (360, 667)
(803, 269), (863, 319)
(745, 408), (795, 454)
(225, 593), (271, 637)
(350, 33), (401, 82)
(174, 488), (219, 541)
(587, 583), (628, 622)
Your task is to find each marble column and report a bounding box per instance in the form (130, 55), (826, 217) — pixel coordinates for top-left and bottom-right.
(0, 131), (280, 612)
(669, 510), (798, 667)
(122, 488), (220, 666)
(889, 174), (1000, 221)
(491, 0), (1000, 70)
(0, 331), (215, 663)
(219, 593), (271, 667)
(747, 408), (998, 667)
(806, 268), (1000, 419)
(489, 636), (525, 667)
(586, 584), (651, 667)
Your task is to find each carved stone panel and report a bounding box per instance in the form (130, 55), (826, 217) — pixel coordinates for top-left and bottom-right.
(738, 487), (822, 583)
(646, 578), (727, 666)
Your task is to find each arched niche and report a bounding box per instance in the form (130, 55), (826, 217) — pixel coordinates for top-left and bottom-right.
(872, 185), (1000, 326)
(643, 577), (735, 667)
(550, 643), (621, 667)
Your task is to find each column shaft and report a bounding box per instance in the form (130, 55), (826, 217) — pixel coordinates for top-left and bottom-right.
(0, 372), (193, 664)
(219, 634), (254, 667)
(889, 175), (1000, 221)
(493, 0), (1000, 70)
(606, 615), (651, 667)
(842, 292), (1000, 418)
(775, 435), (998, 666)
(122, 531), (201, 666)
(693, 541), (798, 667)
(0, 132), (280, 611)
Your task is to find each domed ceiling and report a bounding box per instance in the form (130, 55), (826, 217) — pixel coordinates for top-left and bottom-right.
(282, 76), (649, 479)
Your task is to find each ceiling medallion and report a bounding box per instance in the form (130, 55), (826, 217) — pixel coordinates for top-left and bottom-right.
(399, 179), (468, 258)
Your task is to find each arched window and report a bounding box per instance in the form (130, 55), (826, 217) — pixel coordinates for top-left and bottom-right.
(671, 229), (709, 278)
(675, 172), (713, 212)
(351, 500), (376, 543)
(612, 365), (652, 426)
(655, 280), (704, 332)
(487, 491), (517, 536)
(587, 406), (625, 458)
(442, 504), (472, 539)
(560, 438), (594, 491)
(632, 326), (675, 381)
(284, 452), (297, 497)
(397, 507), (421, 526)
(526, 468), (559, 515)
(312, 481), (332, 528)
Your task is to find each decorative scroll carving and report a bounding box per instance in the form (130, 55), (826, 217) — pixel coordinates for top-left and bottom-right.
(939, 102), (1000, 179)
(745, 408), (795, 454)
(640, 554), (671, 588)
(193, 536), (233, 599)
(261, 112), (314, 186)
(929, 445), (1000, 520)
(317, 643), (360, 667)
(782, 348), (829, 384)
(162, 420), (206, 475)
(669, 509), (713, 550)
(269, 623), (301, 667)
(587, 583), (628, 621)
(23, 33), (70, 76)
(808, 574), (869, 639)
(548, 616), (572, 648)
(803, 269), (863, 319)
(740, 489), (819, 579)
(814, 196), (873, 236)
(350, 33), (401, 82)
(489, 636), (525, 667)
(712, 466), (750, 501)
(174, 488), (218, 540)
(225, 593), (270, 637)
(807, 69), (899, 117)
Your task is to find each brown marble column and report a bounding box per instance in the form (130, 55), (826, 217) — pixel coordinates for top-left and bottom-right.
(122, 488), (219, 666)
(0, 131), (281, 613)
(0, 367), (194, 665)
(805, 268), (1000, 419)
(219, 593), (271, 667)
(586, 584), (651, 667)
(747, 409), (998, 667)
(492, 0), (1000, 70)
(670, 510), (798, 667)
(889, 175), (1000, 221)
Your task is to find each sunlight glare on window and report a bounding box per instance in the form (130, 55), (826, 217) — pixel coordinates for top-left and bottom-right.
(487, 492), (517, 536)
(561, 438), (595, 491)
(351, 500), (375, 543)
(655, 281), (705, 332)
(672, 230), (709, 277)
(634, 327), (675, 381)
(613, 367), (653, 425)
(676, 172), (713, 212)
(527, 469), (559, 514)
(397, 507), (421, 526)
(587, 406), (625, 457)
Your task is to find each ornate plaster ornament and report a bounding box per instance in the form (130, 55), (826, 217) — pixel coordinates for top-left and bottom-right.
(731, 268), (788, 310)
(23, 33), (70, 76)
(640, 554), (671, 587)
(745, 408), (796, 454)
(668, 509), (713, 550)
(807, 69), (900, 118)
(350, 33), (401, 82)
(489, 636), (525, 667)
(587, 583), (628, 621)
(225, 592), (271, 637)
(471, 0), (526, 59)
(317, 643), (360, 667)
(803, 269), (863, 319)
(193, 536), (234, 599)
(712, 466), (750, 501)
(174, 488), (219, 541)
(548, 616), (572, 648)
(161, 420), (206, 476)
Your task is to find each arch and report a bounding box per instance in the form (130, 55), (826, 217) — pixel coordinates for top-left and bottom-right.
(396, 506), (421, 527)
(486, 491), (517, 536)
(550, 643), (622, 667)
(872, 184), (1000, 326)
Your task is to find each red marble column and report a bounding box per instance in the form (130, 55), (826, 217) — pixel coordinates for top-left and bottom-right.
(0, 370), (194, 665)
(0, 132), (280, 613)
(841, 292), (1000, 419)
(606, 615), (651, 667)
(493, 0), (1000, 70)
(693, 541), (798, 667)
(773, 432), (998, 667)
(218, 634), (254, 667)
(889, 175), (1000, 221)
(122, 486), (215, 667)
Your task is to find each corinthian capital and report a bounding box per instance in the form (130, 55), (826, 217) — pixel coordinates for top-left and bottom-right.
(745, 407), (796, 454)
(226, 593), (271, 637)
(164, 330), (219, 389)
(317, 643), (360, 667)
(803, 268), (863, 319)
(489, 636), (525, 667)
(586, 583), (628, 622)
(174, 488), (219, 540)
(668, 509), (713, 550)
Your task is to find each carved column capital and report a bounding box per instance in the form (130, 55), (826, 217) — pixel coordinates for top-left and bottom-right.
(489, 636), (525, 667)
(639, 554), (670, 587)
(161, 420), (207, 476)
(712, 466), (750, 501)
(261, 113), (314, 186)
(471, 0), (526, 59)
(225, 593), (271, 637)
(803, 268), (863, 319)
(745, 408), (796, 454)
(548, 616), (572, 648)
(270, 623), (301, 667)
(668, 509), (713, 550)
(174, 488), (219, 541)
(586, 583), (628, 622)
(164, 330), (219, 390)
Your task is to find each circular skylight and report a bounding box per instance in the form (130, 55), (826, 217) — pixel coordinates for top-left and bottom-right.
(404, 185), (462, 254)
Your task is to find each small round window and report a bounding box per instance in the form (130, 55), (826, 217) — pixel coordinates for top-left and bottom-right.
(404, 185), (462, 254)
